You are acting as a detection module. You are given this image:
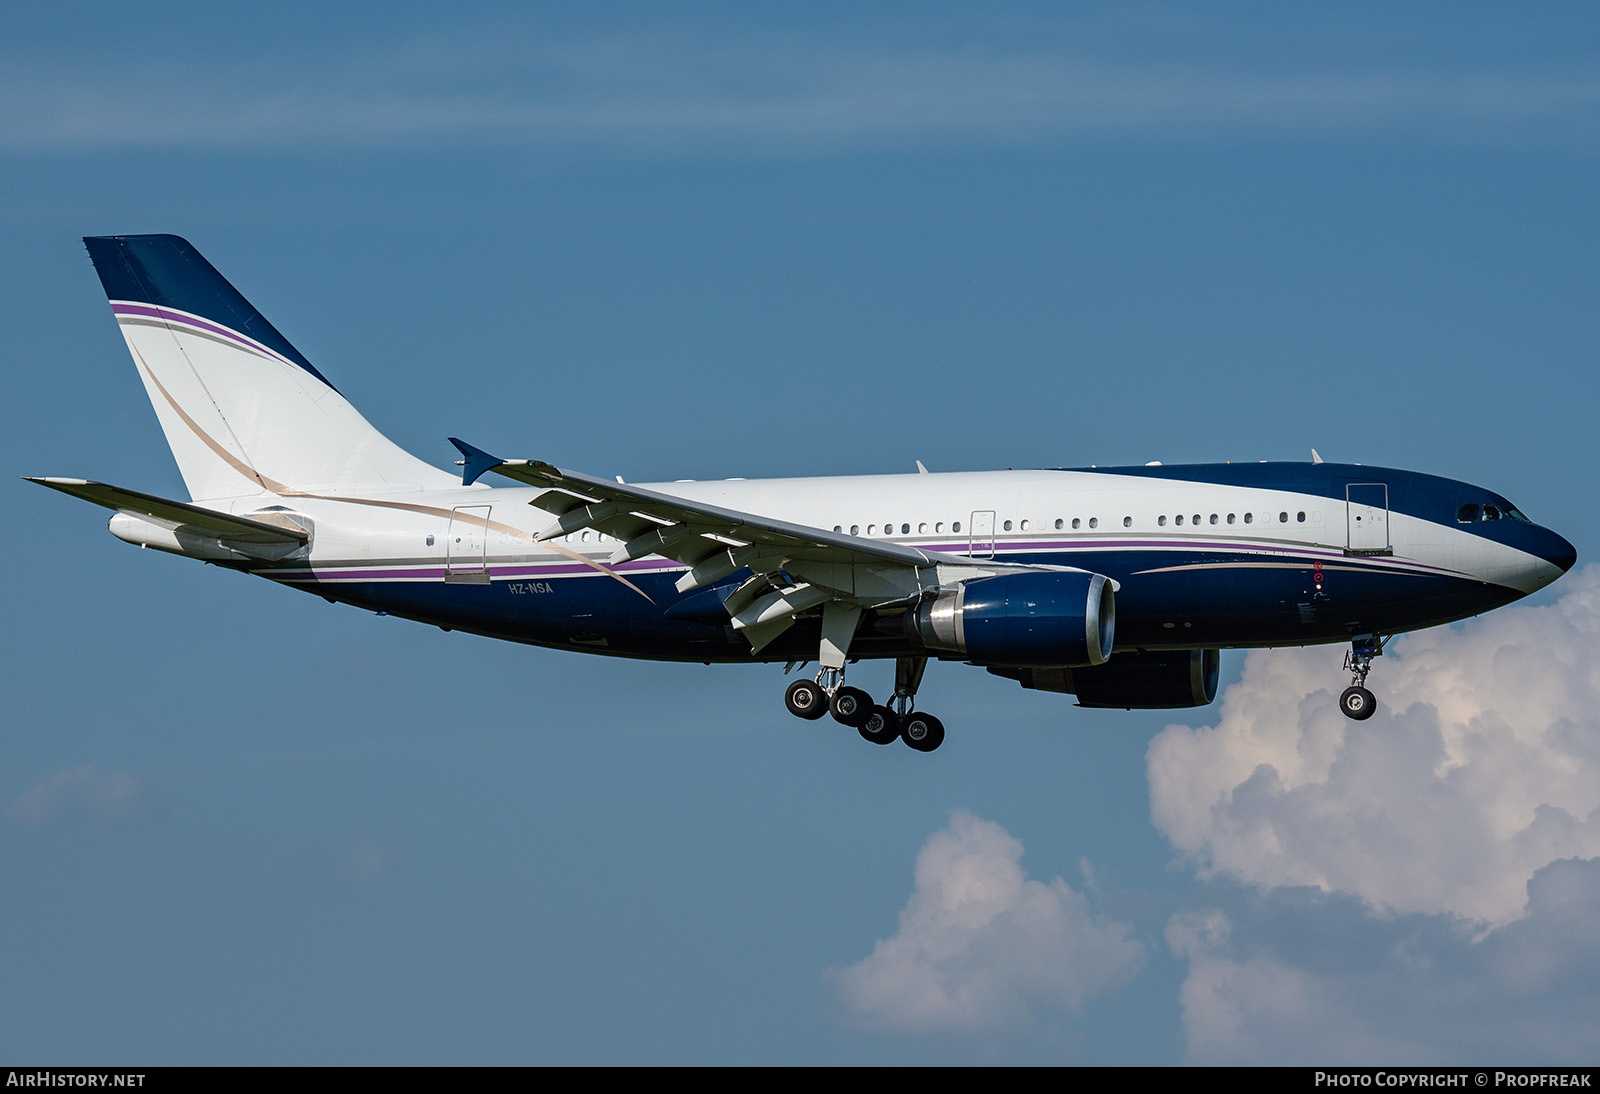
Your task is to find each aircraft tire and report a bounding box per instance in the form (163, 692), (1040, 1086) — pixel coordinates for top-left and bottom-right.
(900, 712), (946, 752)
(785, 679), (829, 720)
(1340, 686), (1377, 721)
(858, 705), (899, 745)
(830, 686), (873, 727)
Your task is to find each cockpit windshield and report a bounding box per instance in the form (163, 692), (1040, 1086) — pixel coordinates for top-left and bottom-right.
(1459, 500), (1531, 524)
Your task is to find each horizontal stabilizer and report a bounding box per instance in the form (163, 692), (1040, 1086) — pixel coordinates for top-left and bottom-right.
(25, 477), (308, 545)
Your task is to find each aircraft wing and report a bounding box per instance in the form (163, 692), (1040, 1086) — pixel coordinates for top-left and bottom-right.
(449, 439), (1038, 652)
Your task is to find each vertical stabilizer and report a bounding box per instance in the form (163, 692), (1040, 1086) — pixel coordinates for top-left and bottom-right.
(83, 234), (456, 500)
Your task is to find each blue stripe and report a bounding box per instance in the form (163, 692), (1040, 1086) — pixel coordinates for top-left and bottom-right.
(267, 545), (1519, 664)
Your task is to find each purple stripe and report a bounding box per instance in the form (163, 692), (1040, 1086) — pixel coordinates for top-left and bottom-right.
(275, 560), (685, 583)
(111, 302), (290, 366)
(266, 538), (1464, 584)
(278, 567), (444, 582)
(919, 538), (1458, 575)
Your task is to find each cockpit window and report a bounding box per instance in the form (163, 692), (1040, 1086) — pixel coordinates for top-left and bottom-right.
(1459, 500), (1530, 524)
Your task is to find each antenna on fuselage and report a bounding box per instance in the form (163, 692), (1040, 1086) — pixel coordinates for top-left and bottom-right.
(1311, 448), (1324, 465)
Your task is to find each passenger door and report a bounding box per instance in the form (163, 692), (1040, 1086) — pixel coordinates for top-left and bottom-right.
(1345, 484), (1390, 555)
(446, 505), (492, 582)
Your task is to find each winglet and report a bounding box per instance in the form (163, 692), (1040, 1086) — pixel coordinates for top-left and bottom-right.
(448, 437), (504, 486)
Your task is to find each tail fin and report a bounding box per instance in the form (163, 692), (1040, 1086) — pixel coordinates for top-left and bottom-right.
(84, 234), (456, 500)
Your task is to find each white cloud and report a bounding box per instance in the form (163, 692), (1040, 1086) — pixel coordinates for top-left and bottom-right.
(830, 810), (1142, 1032)
(1167, 857), (1600, 1064)
(1148, 566), (1600, 926)
(3, 765), (142, 826)
(301, 831), (398, 886)
(1, 28), (1596, 154)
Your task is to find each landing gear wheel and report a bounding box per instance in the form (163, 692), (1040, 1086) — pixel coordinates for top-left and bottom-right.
(1340, 686), (1377, 721)
(830, 686), (874, 728)
(785, 679), (829, 720)
(858, 705), (899, 745)
(900, 712), (946, 753)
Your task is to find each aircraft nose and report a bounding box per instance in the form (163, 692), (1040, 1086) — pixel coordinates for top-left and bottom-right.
(1541, 529), (1577, 573)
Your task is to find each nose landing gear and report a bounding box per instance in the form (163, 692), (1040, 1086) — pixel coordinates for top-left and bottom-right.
(1340, 634), (1386, 720)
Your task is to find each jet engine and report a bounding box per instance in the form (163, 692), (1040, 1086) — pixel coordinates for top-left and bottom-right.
(907, 571), (1115, 667)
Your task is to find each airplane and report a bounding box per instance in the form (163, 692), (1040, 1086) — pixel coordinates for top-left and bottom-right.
(29, 235), (1577, 753)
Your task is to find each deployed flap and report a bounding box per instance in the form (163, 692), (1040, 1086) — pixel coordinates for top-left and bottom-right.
(26, 477), (309, 545)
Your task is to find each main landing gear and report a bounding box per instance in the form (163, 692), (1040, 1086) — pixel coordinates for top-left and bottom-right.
(783, 656), (945, 752)
(1339, 634), (1387, 721)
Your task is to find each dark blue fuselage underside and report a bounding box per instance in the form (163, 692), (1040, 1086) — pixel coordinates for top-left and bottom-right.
(276, 547), (1520, 664)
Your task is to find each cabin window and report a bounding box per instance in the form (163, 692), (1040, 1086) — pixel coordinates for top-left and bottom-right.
(1227, 513), (1236, 524)
(1297, 511), (1306, 523)
(867, 524), (876, 535)
(1279, 512), (1289, 523)
(902, 523), (911, 534)
(1054, 518), (1063, 530)
(850, 524), (859, 535)
(953, 521), (962, 533)
(936, 522), (944, 533)
(1244, 512), (1253, 524)
(1072, 518), (1081, 529)
(426, 535), (435, 546)
(1003, 520), (1013, 531)
(1020, 519), (1030, 531)
(1123, 516), (1132, 528)
(1158, 515), (1167, 527)
(1209, 514), (1218, 525)
(918, 523), (927, 533)
(1175, 514), (1184, 526)
(1089, 517), (1099, 529)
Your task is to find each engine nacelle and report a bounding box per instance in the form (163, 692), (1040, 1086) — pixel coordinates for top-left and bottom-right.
(909, 571), (1114, 667)
(988, 648), (1220, 709)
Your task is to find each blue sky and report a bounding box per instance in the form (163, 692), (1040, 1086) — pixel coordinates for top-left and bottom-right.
(5, 2), (1599, 1064)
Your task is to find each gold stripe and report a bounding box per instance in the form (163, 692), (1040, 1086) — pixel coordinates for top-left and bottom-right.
(136, 347), (654, 602)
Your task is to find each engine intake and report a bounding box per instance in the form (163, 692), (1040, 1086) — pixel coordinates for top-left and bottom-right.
(910, 571), (1114, 667)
